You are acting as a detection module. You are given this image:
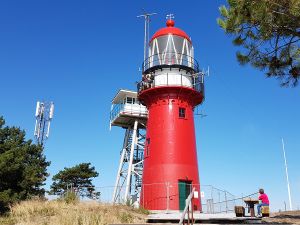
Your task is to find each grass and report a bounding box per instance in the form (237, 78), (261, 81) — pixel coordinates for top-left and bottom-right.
(0, 200), (148, 225)
(3, 200), (300, 225)
(263, 210), (300, 224)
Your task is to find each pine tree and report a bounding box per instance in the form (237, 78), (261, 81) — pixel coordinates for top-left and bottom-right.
(218, 0), (300, 87)
(0, 116), (50, 213)
(49, 163), (100, 199)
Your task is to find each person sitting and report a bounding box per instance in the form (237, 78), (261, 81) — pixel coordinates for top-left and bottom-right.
(257, 188), (269, 217)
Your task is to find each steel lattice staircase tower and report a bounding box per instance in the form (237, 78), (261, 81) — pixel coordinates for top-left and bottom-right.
(110, 90), (148, 205)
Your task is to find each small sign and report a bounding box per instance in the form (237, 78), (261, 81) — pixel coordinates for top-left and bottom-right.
(201, 191), (205, 198)
(194, 191), (199, 199)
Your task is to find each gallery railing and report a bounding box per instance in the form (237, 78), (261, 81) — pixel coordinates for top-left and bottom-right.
(142, 53), (200, 73)
(137, 72), (204, 96)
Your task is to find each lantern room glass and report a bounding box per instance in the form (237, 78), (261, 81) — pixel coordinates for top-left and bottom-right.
(148, 34), (194, 69)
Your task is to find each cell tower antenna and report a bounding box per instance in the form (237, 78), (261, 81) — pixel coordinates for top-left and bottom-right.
(281, 138), (293, 210)
(34, 101), (54, 146)
(137, 10), (157, 61)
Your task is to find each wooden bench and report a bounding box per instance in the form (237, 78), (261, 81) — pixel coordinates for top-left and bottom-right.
(261, 206), (270, 217)
(234, 206), (245, 217)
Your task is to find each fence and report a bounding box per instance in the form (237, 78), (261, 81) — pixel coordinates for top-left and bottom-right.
(137, 72), (204, 95)
(48, 184), (257, 215)
(142, 53), (200, 73)
(110, 102), (148, 124)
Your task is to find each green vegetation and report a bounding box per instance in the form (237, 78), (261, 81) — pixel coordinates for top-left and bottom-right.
(218, 0), (300, 87)
(0, 116), (50, 213)
(62, 191), (79, 204)
(136, 206), (150, 215)
(49, 163), (100, 199)
(0, 200), (148, 225)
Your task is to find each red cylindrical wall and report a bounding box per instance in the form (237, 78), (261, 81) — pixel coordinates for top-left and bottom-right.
(139, 86), (204, 211)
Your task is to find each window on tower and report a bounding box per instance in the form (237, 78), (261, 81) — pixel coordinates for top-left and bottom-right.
(146, 138), (150, 157)
(126, 97), (135, 104)
(179, 107), (186, 118)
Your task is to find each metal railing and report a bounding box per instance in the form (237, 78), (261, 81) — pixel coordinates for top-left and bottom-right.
(47, 184), (257, 215)
(179, 187), (195, 225)
(142, 53), (199, 73)
(137, 73), (204, 95)
(110, 103), (148, 123)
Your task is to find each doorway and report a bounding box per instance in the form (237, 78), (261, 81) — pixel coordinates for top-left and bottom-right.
(178, 180), (192, 211)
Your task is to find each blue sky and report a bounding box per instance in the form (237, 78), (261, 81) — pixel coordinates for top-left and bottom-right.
(0, 0), (299, 211)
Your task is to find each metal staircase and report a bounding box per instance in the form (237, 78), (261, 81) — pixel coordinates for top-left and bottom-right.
(112, 121), (146, 205)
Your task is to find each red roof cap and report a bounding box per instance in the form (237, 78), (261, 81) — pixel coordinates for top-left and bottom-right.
(150, 19), (191, 43)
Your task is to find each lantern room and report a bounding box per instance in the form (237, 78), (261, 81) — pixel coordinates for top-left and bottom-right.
(138, 18), (203, 95)
(143, 19), (198, 74)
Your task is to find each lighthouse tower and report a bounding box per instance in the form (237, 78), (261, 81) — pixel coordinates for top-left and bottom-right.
(138, 16), (205, 211)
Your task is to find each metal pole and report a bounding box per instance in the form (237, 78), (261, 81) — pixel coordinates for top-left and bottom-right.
(211, 186), (214, 213)
(179, 188), (195, 225)
(124, 120), (139, 202)
(218, 191), (221, 213)
(143, 17), (147, 61)
(137, 12), (157, 62)
(225, 191), (228, 213)
(167, 73), (169, 86)
(284, 201), (287, 211)
(143, 184), (145, 208)
(111, 129), (130, 203)
(166, 182), (170, 212)
(281, 138), (293, 210)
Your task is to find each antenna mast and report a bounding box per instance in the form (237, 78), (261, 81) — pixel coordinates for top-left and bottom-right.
(34, 101), (54, 146)
(281, 138), (293, 210)
(137, 11), (157, 61)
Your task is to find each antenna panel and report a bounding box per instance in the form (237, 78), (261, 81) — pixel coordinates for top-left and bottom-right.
(34, 120), (38, 135)
(35, 102), (40, 117)
(49, 103), (54, 119)
(46, 121), (51, 138)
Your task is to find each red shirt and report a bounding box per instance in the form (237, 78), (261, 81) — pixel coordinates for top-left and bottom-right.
(259, 193), (269, 204)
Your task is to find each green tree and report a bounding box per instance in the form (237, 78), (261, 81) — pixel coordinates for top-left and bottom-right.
(218, 0), (300, 87)
(49, 163), (100, 199)
(0, 116), (50, 213)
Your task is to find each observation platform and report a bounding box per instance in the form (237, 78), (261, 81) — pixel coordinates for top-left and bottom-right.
(142, 53), (199, 75)
(110, 89), (148, 128)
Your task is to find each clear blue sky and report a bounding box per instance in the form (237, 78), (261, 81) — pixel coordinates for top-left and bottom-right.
(0, 0), (299, 211)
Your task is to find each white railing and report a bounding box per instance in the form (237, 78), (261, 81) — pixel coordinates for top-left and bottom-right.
(110, 103), (148, 123)
(137, 73), (204, 95)
(46, 183), (257, 216)
(142, 53), (199, 73)
(179, 187), (195, 225)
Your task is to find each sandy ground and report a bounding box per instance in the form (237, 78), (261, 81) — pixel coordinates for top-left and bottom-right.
(263, 210), (300, 224)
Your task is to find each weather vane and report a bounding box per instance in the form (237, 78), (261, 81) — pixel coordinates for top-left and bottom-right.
(166, 13), (174, 20)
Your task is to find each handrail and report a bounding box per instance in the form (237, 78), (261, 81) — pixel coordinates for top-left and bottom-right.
(110, 103), (148, 122)
(179, 187), (195, 225)
(137, 73), (204, 95)
(142, 53), (199, 73)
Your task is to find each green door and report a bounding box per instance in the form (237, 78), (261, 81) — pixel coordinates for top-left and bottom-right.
(178, 181), (191, 211)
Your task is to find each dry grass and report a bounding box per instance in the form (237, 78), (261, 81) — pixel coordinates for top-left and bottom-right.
(263, 210), (300, 224)
(0, 200), (148, 225)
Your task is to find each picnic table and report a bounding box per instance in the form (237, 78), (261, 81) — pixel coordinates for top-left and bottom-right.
(243, 198), (259, 217)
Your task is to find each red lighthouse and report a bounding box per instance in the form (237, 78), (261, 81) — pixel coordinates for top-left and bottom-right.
(138, 17), (205, 211)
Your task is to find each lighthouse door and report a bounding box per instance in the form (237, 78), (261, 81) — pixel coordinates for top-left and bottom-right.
(178, 180), (192, 211)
